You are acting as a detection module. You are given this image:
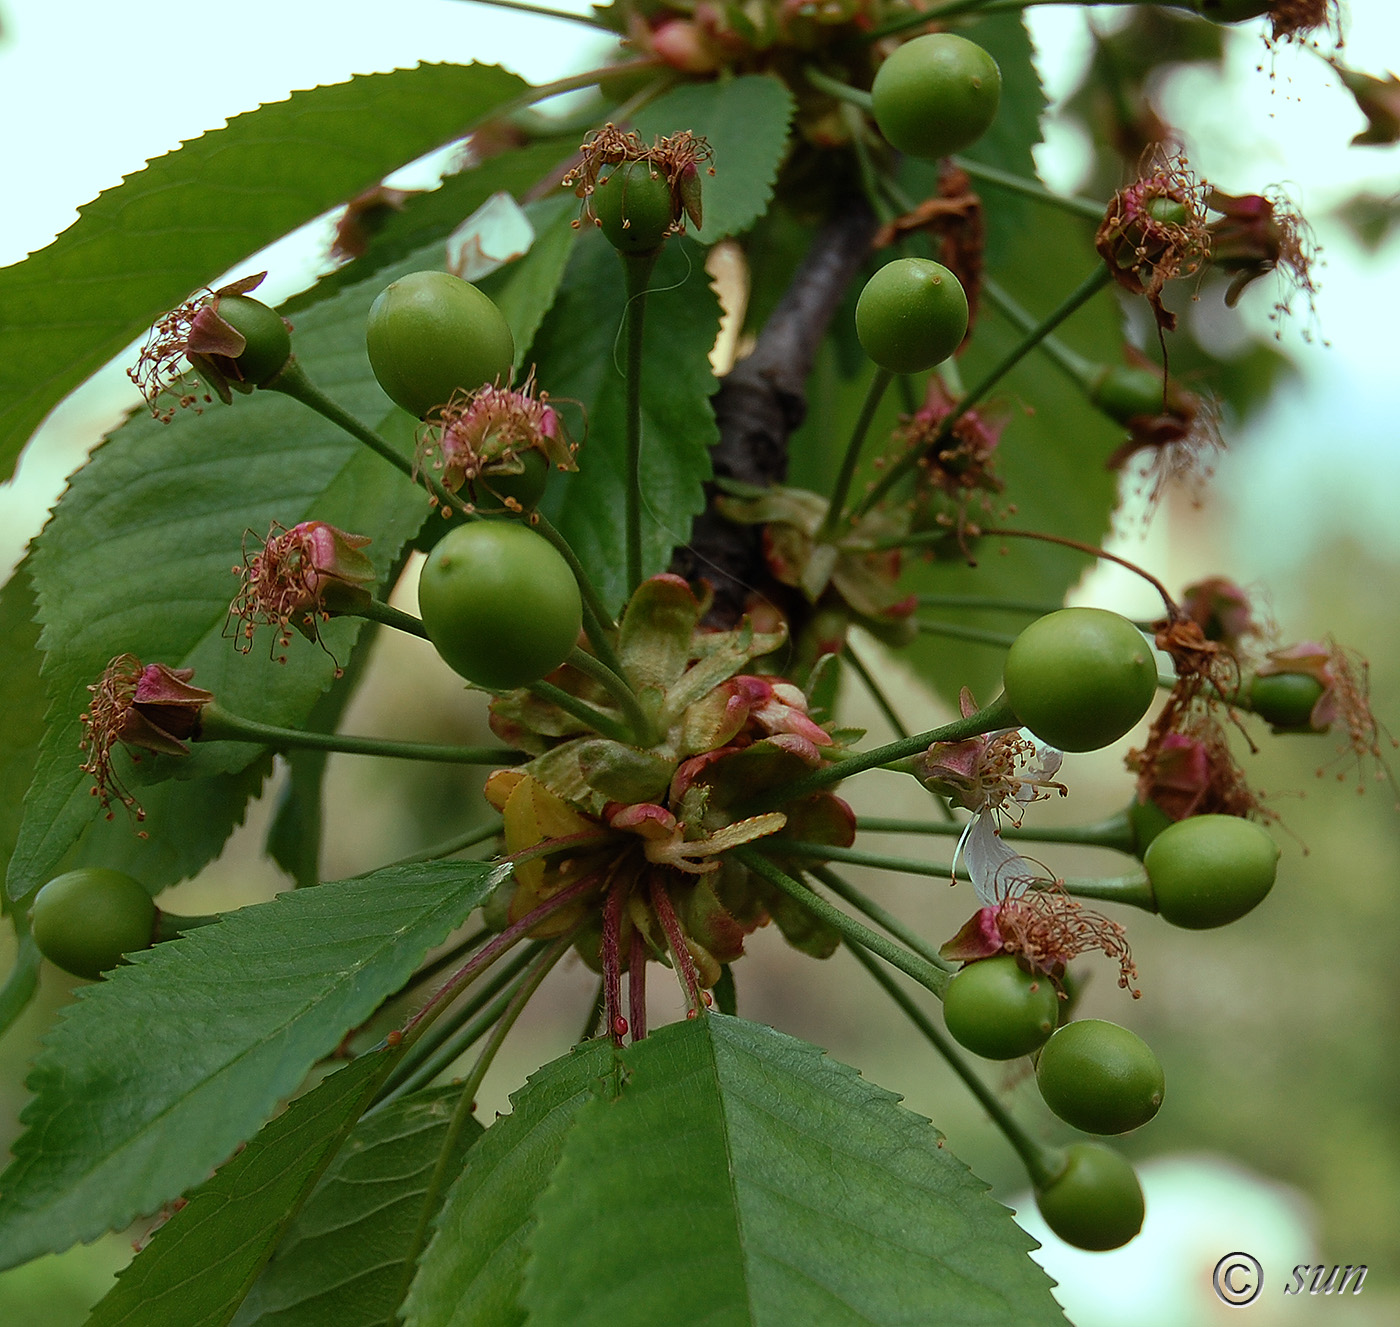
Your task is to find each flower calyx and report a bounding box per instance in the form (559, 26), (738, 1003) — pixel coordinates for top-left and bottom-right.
(129, 273), (293, 420)
(227, 521), (377, 667)
(565, 124), (714, 239)
(79, 655), (214, 820)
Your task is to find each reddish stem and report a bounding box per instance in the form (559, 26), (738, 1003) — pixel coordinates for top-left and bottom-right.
(505, 830), (615, 869)
(978, 527), (1178, 617)
(400, 868), (602, 1046)
(602, 877), (627, 1046)
(649, 876), (704, 1018)
(628, 928), (648, 1041)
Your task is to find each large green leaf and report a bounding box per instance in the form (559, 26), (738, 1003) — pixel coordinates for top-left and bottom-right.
(521, 1015), (1066, 1327)
(402, 1039), (617, 1327)
(0, 859), (505, 1269)
(632, 76), (795, 244)
(7, 263), (432, 903)
(233, 1085), (483, 1327)
(0, 62), (529, 479)
(0, 555), (44, 888)
(531, 234), (722, 612)
(85, 1051), (395, 1327)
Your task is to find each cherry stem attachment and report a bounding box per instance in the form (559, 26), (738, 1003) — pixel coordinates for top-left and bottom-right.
(567, 647), (658, 747)
(978, 527), (1177, 617)
(757, 692), (1020, 806)
(354, 597), (429, 639)
(622, 252), (659, 597)
(846, 940), (1062, 1189)
(1050, 869), (1157, 911)
(821, 366), (895, 541)
(857, 809), (1138, 855)
(853, 265), (1112, 519)
(265, 362), (469, 518)
(809, 864), (955, 972)
(733, 848), (950, 997)
(951, 158), (1106, 225)
(197, 703), (526, 766)
(754, 840), (954, 882)
(803, 65), (874, 112)
(532, 512), (621, 646)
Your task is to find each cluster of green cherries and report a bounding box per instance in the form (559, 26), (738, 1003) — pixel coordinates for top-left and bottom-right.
(27, 26), (1285, 1257)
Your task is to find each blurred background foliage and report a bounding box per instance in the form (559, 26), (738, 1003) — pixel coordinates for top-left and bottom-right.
(2, 1), (1399, 1323)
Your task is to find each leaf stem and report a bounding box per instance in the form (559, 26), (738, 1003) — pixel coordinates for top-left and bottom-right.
(804, 64), (875, 111)
(857, 810), (1138, 854)
(820, 367), (895, 541)
(846, 940), (1061, 1189)
(809, 864), (955, 972)
(852, 266), (1112, 519)
(391, 818), (504, 867)
(452, 0), (615, 29)
(734, 848), (949, 997)
(915, 619), (1019, 649)
(951, 158), (1106, 225)
(532, 512), (621, 643)
(756, 840), (954, 881)
(649, 876), (705, 1017)
(567, 647), (657, 747)
(756, 692), (1020, 806)
(977, 527), (1177, 616)
(622, 253), (658, 597)
(354, 597), (430, 639)
(266, 362), (468, 518)
(526, 678), (636, 744)
(197, 703), (525, 766)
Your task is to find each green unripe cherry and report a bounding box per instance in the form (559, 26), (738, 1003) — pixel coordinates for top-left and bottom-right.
(474, 449), (552, 514)
(31, 869), (156, 981)
(418, 520), (582, 690)
(1003, 608), (1159, 753)
(1143, 813), (1279, 929)
(942, 955), (1060, 1060)
(214, 294), (293, 387)
(366, 271), (515, 419)
(1127, 796), (1175, 857)
(591, 162), (676, 255)
(855, 258), (969, 374)
(1090, 364), (1167, 425)
(1035, 1143), (1145, 1251)
(1036, 1019), (1165, 1135)
(871, 33), (1003, 161)
(1249, 671), (1326, 730)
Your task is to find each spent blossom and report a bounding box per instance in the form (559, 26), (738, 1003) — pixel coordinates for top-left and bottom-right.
(227, 521), (376, 665)
(1205, 187), (1319, 328)
(79, 655), (213, 819)
(564, 124), (713, 236)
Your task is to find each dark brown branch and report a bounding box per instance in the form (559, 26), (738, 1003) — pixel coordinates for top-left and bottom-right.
(672, 194), (878, 625)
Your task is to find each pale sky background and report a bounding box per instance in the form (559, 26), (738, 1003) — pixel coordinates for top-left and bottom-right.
(0, 0), (1395, 598)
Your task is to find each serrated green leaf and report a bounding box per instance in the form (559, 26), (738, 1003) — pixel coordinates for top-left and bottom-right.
(632, 76), (795, 244)
(85, 1051), (395, 1327)
(531, 235), (721, 613)
(521, 1014), (1066, 1327)
(281, 140), (571, 320)
(402, 1039), (616, 1327)
(7, 262), (433, 902)
(478, 195), (581, 369)
(0, 859), (505, 1269)
(233, 1085), (483, 1327)
(0, 555), (44, 887)
(0, 62), (530, 479)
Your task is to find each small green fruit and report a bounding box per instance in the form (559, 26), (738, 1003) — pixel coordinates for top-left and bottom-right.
(1143, 814), (1279, 928)
(591, 162), (676, 255)
(1035, 1143), (1145, 1251)
(366, 271), (515, 419)
(31, 869), (156, 981)
(1249, 671), (1326, 730)
(871, 33), (1002, 161)
(1036, 1019), (1165, 1135)
(942, 955), (1060, 1060)
(214, 294), (293, 386)
(855, 258), (969, 374)
(1003, 608), (1158, 753)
